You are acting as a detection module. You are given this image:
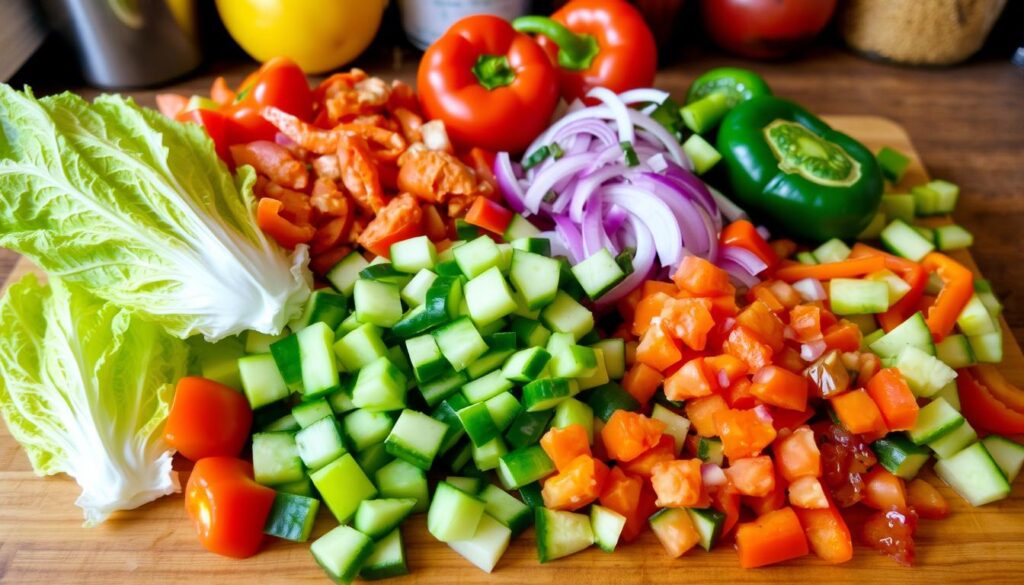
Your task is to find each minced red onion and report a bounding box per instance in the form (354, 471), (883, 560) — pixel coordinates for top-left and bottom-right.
(792, 278), (827, 302)
(801, 339), (828, 362)
(701, 463), (728, 488)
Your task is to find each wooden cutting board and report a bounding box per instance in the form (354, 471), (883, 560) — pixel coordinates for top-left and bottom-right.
(1, 116), (1022, 585)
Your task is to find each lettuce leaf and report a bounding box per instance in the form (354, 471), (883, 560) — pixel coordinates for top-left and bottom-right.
(0, 85), (311, 341)
(0, 274), (189, 525)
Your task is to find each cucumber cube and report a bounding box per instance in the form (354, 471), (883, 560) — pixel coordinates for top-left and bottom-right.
(447, 513), (512, 573)
(375, 459), (430, 513)
(384, 409), (448, 469)
(343, 409), (395, 452)
(311, 453), (378, 523)
(453, 235), (502, 278)
(354, 279), (403, 328)
(295, 416), (347, 471)
(239, 353), (290, 409)
(571, 249), (626, 300)
(509, 250), (561, 310)
(252, 432), (304, 486)
(334, 323), (389, 372)
(311, 525), (374, 584)
(829, 278), (890, 315)
(352, 357), (407, 412)
(264, 492), (319, 542)
(465, 266), (518, 326)
(934, 442), (1010, 506)
(540, 291), (594, 341)
(390, 235), (437, 273)
(428, 481), (487, 542)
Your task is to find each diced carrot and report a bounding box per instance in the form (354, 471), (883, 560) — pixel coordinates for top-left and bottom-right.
(635, 321), (683, 372)
(866, 368), (919, 431)
(664, 357), (717, 401)
(540, 425), (592, 472)
(541, 455), (609, 511)
(621, 480), (659, 542)
(823, 321), (862, 352)
(862, 467), (907, 512)
(643, 280), (679, 298)
(736, 300), (785, 352)
(621, 435), (676, 478)
(649, 508), (701, 558)
(660, 297), (716, 351)
(723, 325), (774, 371)
(789, 304), (823, 343)
(788, 476), (829, 509)
(735, 507), (809, 568)
(726, 378), (757, 409)
(714, 408), (778, 460)
(906, 478), (950, 519)
(725, 456), (776, 497)
(746, 476), (788, 516)
(672, 256), (733, 297)
(749, 366), (809, 412)
(621, 362), (664, 406)
(774, 426), (821, 483)
(601, 411), (665, 463)
(704, 354), (748, 387)
(650, 459), (703, 507)
(599, 466), (642, 519)
(793, 501), (854, 564)
(830, 389), (888, 436)
(632, 291), (673, 337)
(464, 196), (513, 234)
(712, 483), (743, 536)
(617, 286), (644, 323)
(685, 395), (729, 437)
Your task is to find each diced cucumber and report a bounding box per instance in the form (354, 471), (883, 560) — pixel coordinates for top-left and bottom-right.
(974, 279), (1003, 318)
(911, 184), (939, 216)
(587, 382), (641, 422)
(383, 409), (447, 470)
(935, 224), (973, 250)
(245, 329), (289, 355)
(590, 504), (627, 552)
(880, 219), (935, 261)
(592, 338), (626, 380)
(957, 294), (996, 336)
(683, 133), (722, 174)
(697, 436), (724, 465)
(432, 394), (470, 456)
(457, 402), (501, 447)
(291, 289), (348, 332)
(433, 317), (489, 372)
(929, 419), (977, 459)
(295, 416), (347, 471)
(326, 251), (370, 296)
(375, 459), (430, 513)
(277, 476), (316, 498)
(908, 398), (964, 445)
(447, 513), (512, 574)
(405, 334), (447, 383)
(472, 436), (508, 471)
(551, 398), (595, 444)
(876, 147), (910, 183)
(352, 356), (407, 412)
(310, 525), (374, 585)
(359, 262), (412, 287)
(465, 332), (517, 379)
(195, 337), (245, 390)
(462, 370), (514, 403)
(895, 345), (956, 398)
(419, 367), (469, 407)
(935, 334), (976, 369)
(541, 291), (594, 341)
(503, 347), (552, 382)
(485, 392), (523, 432)
(509, 250), (561, 310)
(572, 249), (626, 300)
(428, 481), (487, 542)
(354, 279), (403, 328)
(504, 410), (555, 449)
(238, 353), (290, 409)
(456, 219), (484, 240)
(830, 278), (890, 315)
(872, 433), (931, 479)
(651, 404), (691, 455)
(510, 236), (550, 255)
(535, 508), (594, 563)
(355, 442), (394, 477)
(291, 398), (332, 428)
(311, 453), (378, 523)
(519, 482), (545, 508)
(926, 180), (960, 214)
(546, 331), (575, 356)
(881, 193), (915, 223)
(504, 214), (541, 241)
(869, 312), (935, 358)
(550, 345), (599, 378)
(264, 492), (319, 542)
(795, 251), (817, 265)
(335, 313), (363, 337)
(980, 435), (1024, 482)
(446, 475), (486, 494)
(933, 381), (961, 411)
(478, 484), (532, 538)
(866, 269), (912, 304)
(934, 442), (1010, 506)
(261, 412), (300, 433)
(343, 409), (395, 452)
(687, 507), (726, 551)
(360, 528), (409, 580)
(327, 383), (358, 414)
(498, 445), (556, 490)
(813, 238), (852, 263)
(576, 347), (610, 390)
(464, 266), (518, 327)
(401, 269), (438, 308)
(523, 378), (575, 411)
(968, 330), (1003, 363)
(390, 235), (437, 273)
(862, 329), (886, 351)
(497, 243), (514, 273)
(252, 432), (304, 486)
(445, 441), (474, 474)
(334, 323), (389, 372)
(354, 498), (417, 540)
(510, 316), (551, 348)
(454, 235), (502, 278)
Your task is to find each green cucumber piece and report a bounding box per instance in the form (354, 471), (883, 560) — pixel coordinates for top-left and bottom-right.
(354, 498), (417, 540)
(264, 491), (319, 542)
(311, 453), (378, 523)
(934, 442), (1010, 506)
(428, 481), (487, 542)
(535, 508), (594, 563)
(310, 525), (374, 584)
(590, 504), (627, 552)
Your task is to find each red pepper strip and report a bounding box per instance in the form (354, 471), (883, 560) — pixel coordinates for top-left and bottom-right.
(850, 243), (927, 332)
(256, 198), (315, 249)
(919, 252), (973, 342)
(774, 255), (886, 283)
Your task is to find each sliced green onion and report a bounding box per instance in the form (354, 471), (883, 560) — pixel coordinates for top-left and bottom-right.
(550, 142), (564, 160)
(523, 146), (551, 170)
(620, 141), (639, 167)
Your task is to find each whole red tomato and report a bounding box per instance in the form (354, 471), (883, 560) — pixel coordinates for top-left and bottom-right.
(702, 0), (837, 59)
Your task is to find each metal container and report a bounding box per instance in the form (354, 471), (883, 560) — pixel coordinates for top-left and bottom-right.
(40, 0), (201, 88)
(398, 0), (531, 50)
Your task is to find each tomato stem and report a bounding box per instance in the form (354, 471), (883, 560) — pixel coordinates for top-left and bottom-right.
(513, 16), (600, 72)
(472, 54), (517, 91)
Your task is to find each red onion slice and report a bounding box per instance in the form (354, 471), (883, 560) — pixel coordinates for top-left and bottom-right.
(792, 278), (827, 302)
(523, 154), (593, 213)
(553, 215), (585, 263)
(603, 184), (683, 267)
(598, 216), (656, 305)
(587, 87), (635, 143)
(720, 245), (768, 276)
(494, 151), (526, 213)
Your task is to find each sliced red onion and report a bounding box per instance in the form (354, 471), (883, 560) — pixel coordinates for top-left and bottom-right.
(567, 164), (625, 220)
(551, 118), (617, 147)
(708, 185), (748, 222)
(602, 184), (683, 267)
(581, 199), (607, 258)
(701, 463), (728, 488)
(603, 204), (628, 236)
(618, 88), (670, 106)
(597, 216), (656, 305)
(753, 405), (774, 425)
(792, 278), (827, 302)
(662, 162), (719, 222)
(587, 87), (635, 143)
(720, 246), (768, 278)
(631, 172), (712, 257)
(564, 133), (592, 156)
(553, 215), (585, 263)
(718, 259), (761, 288)
(523, 154), (593, 213)
(494, 151), (526, 213)
(801, 340), (828, 362)
(756, 225), (772, 241)
(647, 153), (668, 173)
(539, 230), (570, 258)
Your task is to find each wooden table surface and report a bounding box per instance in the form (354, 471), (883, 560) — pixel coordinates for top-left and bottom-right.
(2, 46), (1023, 342)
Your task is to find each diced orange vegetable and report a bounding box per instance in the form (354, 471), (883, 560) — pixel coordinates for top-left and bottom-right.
(706, 294), (740, 319)
(621, 481), (659, 542)
(685, 394), (729, 437)
(672, 256), (733, 297)
(862, 467), (907, 512)
(767, 280), (801, 309)
(256, 198), (315, 249)
(156, 93), (189, 118)
(650, 459), (703, 507)
(788, 476), (829, 509)
(723, 325), (774, 371)
(725, 456), (776, 497)
(632, 291), (673, 337)
(775, 255), (886, 282)
(660, 297), (716, 351)
(726, 378), (757, 409)
(664, 357), (717, 401)
(649, 508), (701, 558)
(866, 368), (920, 431)
(712, 483), (743, 536)
(920, 252), (974, 342)
(906, 478), (950, 519)
(622, 362), (664, 406)
(714, 408), (778, 460)
(464, 196), (512, 234)
(540, 425), (591, 472)
(735, 507), (809, 568)
(421, 204), (448, 241)
(541, 455), (609, 511)
(621, 434), (676, 478)
(704, 354), (748, 387)
(721, 220), (779, 270)
(793, 501), (853, 564)
(599, 466), (642, 519)
(771, 238), (798, 260)
(770, 406), (816, 434)
(750, 366), (808, 412)
(823, 321), (862, 352)
(601, 411), (665, 463)
(736, 300), (785, 352)
(635, 321), (683, 372)
(617, 286), (644, 322)
(830, 389), (888, 436)
(775, 346), (806, 374)
(643, 280), (679, 298)
(790, 304), (823, 343)
(746, 476), (788, 517)
(774, 426), (821, 483)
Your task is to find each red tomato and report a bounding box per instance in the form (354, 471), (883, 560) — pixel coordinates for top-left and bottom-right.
(702, 0), (837, 59)
(862, 509), (917, 566)
(164, 377), (252, 461)
(227, 57), (313, 144)
(906, 478), (950, 520)
(176, 108), (233, 165)
(185, 457), (276, 558)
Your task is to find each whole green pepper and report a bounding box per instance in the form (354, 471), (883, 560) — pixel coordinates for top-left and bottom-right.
(716, 96), (883, 242)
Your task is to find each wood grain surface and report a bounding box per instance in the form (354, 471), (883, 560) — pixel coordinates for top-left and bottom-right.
(1, 116), (1022, 584)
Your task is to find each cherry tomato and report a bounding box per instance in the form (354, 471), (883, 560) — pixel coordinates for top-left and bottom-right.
(185, 457), (276, 558)
(862, 509), (917, 566)
(227, 57), (313, 144)
(176, 108), (233, 166)
(702, 0), (837, 60)
(164, 377), (253, 461)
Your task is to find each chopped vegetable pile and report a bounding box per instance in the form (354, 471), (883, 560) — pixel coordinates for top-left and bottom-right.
(0, 0), (1022, 581)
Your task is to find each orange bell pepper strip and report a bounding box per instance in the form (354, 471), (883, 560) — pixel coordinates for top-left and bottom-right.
(774, 426), (821, 483)
(651, 459), (704, 508)
(830, 389), (888, 436)
(721, 219), (779, 272)
(541, 454), (609, 511)
(600, 410), (665, 462)
(735, 507), (810, 568)
(973, 364), (1024, 413)
(774, 255), (886, 283)
(540, 425), (592, 472)
(464, 196), (513, 235)
(958, 368), (1024, 434)
(621, 362), (664, 406)
(866, 368), (919, 431)
(256, 198), (315, 249)
(621, 434), (676, 478)
(725, 456), (776, 497)
(793, 500), (854, 564)
(919, 252), (974, 342)
(750, 365), (809, 412)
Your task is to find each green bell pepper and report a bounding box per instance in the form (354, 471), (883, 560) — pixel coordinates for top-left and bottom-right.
(716, 96), (884, 243)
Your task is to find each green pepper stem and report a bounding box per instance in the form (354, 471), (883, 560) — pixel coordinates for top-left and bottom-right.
(473, 54), (516, 91)
(513, 16), (599, 71)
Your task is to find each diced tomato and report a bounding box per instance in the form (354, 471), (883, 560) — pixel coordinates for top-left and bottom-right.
(156, 93), (190, 118)
(735, 507), (809, 568)
(650, 459), (703, 507)
(866, 368), (919, 431)
(706, 294), (740, 320)
(599, 466), (642, 519)
(185, 457), (276, 559)
(774, 426), (821, 483)
(830, 389), (888, 436)
(793, 501), (853, 564)
(621, 362), (664, 406)
(767, 280), (802, 310)
(790, 304), (823, 343)
(746, 475), (788, 516)
(725, 456), (776, 497)
(863, 509), (916, 566)
(749, 366), (808, 411)
(906, 478), (950, 519)
(712, 483), (743, 537)
(704, 354), (747, 386)
(771, 406), (816, 434)
(660, 297), (716, 351)
(601, 411), (665, 462)
(635, 321), (683, 372)
(672, 256), (733, 297)
(788, 476), (829, 509)
(714, 408), (778, 460)
(726, 379), (757, 409)
(621, 480), (659, 542)
(862, 467), (908, 512)
(358, 193), (424, 258)
(685, 394), (729, 437)
(736, 300), (785, 351)
(179, 108), (233, 164)
(823, 321), (862, 352)
(723, 325), (774, 371)
(805, 350), (851, 398)
(421, 204), (448, 241)
(464, 196), (513, 234)
(776, 345), (807, 374)
(540, 425), (591, 472)
(632, 291), (672, 337)
(541, 455), (609, 511)
(644, 280), (678, 298)
(818, 423), (877, 508)
(664, 357), (717, 401)
(621, 434), (676, 478)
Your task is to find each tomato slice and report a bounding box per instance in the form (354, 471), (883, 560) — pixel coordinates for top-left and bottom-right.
(862, 509), (917, 566)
